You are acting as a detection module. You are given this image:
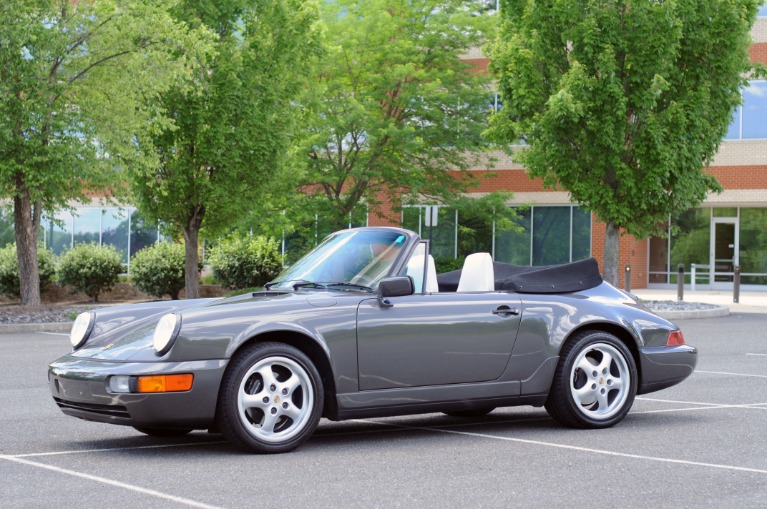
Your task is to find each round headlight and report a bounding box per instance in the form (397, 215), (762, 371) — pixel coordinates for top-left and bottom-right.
(70, 312), (95, 349)
(153, 313), (181, 356)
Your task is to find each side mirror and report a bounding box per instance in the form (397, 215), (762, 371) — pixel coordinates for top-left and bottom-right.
(377, 276), (414, 307)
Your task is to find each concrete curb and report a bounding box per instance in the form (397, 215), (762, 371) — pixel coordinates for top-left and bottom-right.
(651, 305), (731, 320)
(0, 322), (73, 334)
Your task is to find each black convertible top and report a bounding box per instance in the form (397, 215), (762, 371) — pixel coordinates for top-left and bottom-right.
(436, 257), (603, 294)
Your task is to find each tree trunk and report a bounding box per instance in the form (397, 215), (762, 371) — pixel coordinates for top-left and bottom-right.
(603, 220), (620, 287)
(182, 214), (203, 300)
(13, 185), (42, 306)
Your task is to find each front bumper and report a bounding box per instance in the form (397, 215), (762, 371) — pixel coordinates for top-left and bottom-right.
(637, 344), (698, 395)
(48, 356), (228, 429)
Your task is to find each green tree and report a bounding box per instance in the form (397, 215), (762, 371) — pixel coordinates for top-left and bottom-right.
(489, 0), (762, 284)
(0, 0), (212, 305)
(298, 0), (497, 230)
(131, 0), (322, 299)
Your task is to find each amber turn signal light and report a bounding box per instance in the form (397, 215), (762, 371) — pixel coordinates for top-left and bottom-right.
(137, 374), (194, 393)
(666, 330), (685, 346)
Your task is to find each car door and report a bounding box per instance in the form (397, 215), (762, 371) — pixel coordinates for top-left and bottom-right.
(356, 292), (522, 391)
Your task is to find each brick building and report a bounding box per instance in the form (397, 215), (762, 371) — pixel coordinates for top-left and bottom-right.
(369, 7), (767, 291)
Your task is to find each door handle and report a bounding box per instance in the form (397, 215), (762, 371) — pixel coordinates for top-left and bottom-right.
(492, 305), (520, 317)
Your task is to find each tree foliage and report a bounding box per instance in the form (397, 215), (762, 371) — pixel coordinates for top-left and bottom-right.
(0, 243), (56, 299)
(208, 235), (283, 290)
(130, 242), (186, 300)
(489, 0), (761, 283)
(297, 0), (497, 230)
(0, 0), (213, 305)
(57, 243), (123, 302)
(131, 0), (322, 299)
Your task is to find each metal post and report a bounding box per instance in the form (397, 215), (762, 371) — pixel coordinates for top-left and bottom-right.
(691, 263), (697, 292)
(677, 263), (685, 301)
(624, 264), (631, 293)
(734, 265), (741, 304)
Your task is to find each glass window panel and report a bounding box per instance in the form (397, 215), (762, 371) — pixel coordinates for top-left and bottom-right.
(759, 5), (767, 17)
(712, 207), (737, 218)
(350, 204), (367, 228)
(129, 210), (159, 258)
(427, 207), (456, 259)
(725, 106), (741, 140)
(648, 234), (669, 284)
(669, 208), (710, 278)
(316, 214), (337, 243)
(742, 82), (767, 139)
(102, 208), (130, 264)
(283, 225), (315, 266)
(0, 210), (15, 248)
(571, 207), (592, 261)
(495, 208), (531, 265)
(73, 208), (101, 246)
(46, 211), (73, 255)
(456, 211), (493, 258)
(739, 208), (767, 282)
(402, 207), (421, 235)
(532, 206), (571, 265)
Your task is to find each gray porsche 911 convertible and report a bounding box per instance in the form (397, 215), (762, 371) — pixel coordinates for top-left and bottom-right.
(49, 227), (697, 453)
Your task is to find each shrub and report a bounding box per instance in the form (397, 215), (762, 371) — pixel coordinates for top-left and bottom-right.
(208, 235), (282, 290)
(57, 243), (123, 302)
(0, 243), (57, 299)
(130, 242), (186, 300)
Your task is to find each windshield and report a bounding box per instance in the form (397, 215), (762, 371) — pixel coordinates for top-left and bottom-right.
(268, 230), (409, 291)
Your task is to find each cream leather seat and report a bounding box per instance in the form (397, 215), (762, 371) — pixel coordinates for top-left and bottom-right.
(457, 252), (494, 292)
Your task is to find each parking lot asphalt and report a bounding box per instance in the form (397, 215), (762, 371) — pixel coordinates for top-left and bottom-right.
(1, 312), (766, 509)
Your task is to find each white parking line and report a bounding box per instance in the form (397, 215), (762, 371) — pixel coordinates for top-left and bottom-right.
(0, 455), (224, 509)
(696, 370), (767, 379)
(354, 419), (767, 476)
(746, 353), (767, 357)
(636, 396), (722, 406)
(39, 332), (68, 336)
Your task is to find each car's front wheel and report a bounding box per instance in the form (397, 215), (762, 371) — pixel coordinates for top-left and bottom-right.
(545, 330), (637, 429)
(218, 342), (323, 453)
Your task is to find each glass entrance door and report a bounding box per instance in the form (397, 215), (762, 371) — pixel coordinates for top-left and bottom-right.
(711, 219), (738, 284)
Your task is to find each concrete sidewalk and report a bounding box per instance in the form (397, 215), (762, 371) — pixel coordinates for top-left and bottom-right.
(632, 288), (767, 315)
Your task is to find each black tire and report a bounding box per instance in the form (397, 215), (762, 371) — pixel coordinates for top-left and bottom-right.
(545, 330), (637, 429)
(133, 427), (193, 437)
(217, 342), (324, 453)
(443, 407), (496, 418)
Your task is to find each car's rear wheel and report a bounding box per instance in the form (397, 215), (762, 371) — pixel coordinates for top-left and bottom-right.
(443, 407), (496, 418)
(545, 330), (637, 429)
(133, 427), (193, 437)
(218, 342), (323, 453)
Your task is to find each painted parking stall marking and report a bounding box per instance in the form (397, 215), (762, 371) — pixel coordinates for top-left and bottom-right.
(352, 416), (767, 476)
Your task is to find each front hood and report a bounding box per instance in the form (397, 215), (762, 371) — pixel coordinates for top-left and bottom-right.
(70, 290), (361, 361)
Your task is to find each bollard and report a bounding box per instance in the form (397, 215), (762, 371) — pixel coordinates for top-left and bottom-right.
(691, 263), (697, 291)
(624, 264), (631, 293)
(734, 265), (740, 304)
(677, 263), (684, 301)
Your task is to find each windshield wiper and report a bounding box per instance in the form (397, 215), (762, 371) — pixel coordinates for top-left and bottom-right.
(264, 279), (316, 290)
(265, 280), (372, 292)
(291, 281), (328, 290)
(324, 282), (374, 292)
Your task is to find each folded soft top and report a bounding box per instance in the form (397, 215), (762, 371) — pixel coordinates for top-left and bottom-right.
(436, 258), (603, 294)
